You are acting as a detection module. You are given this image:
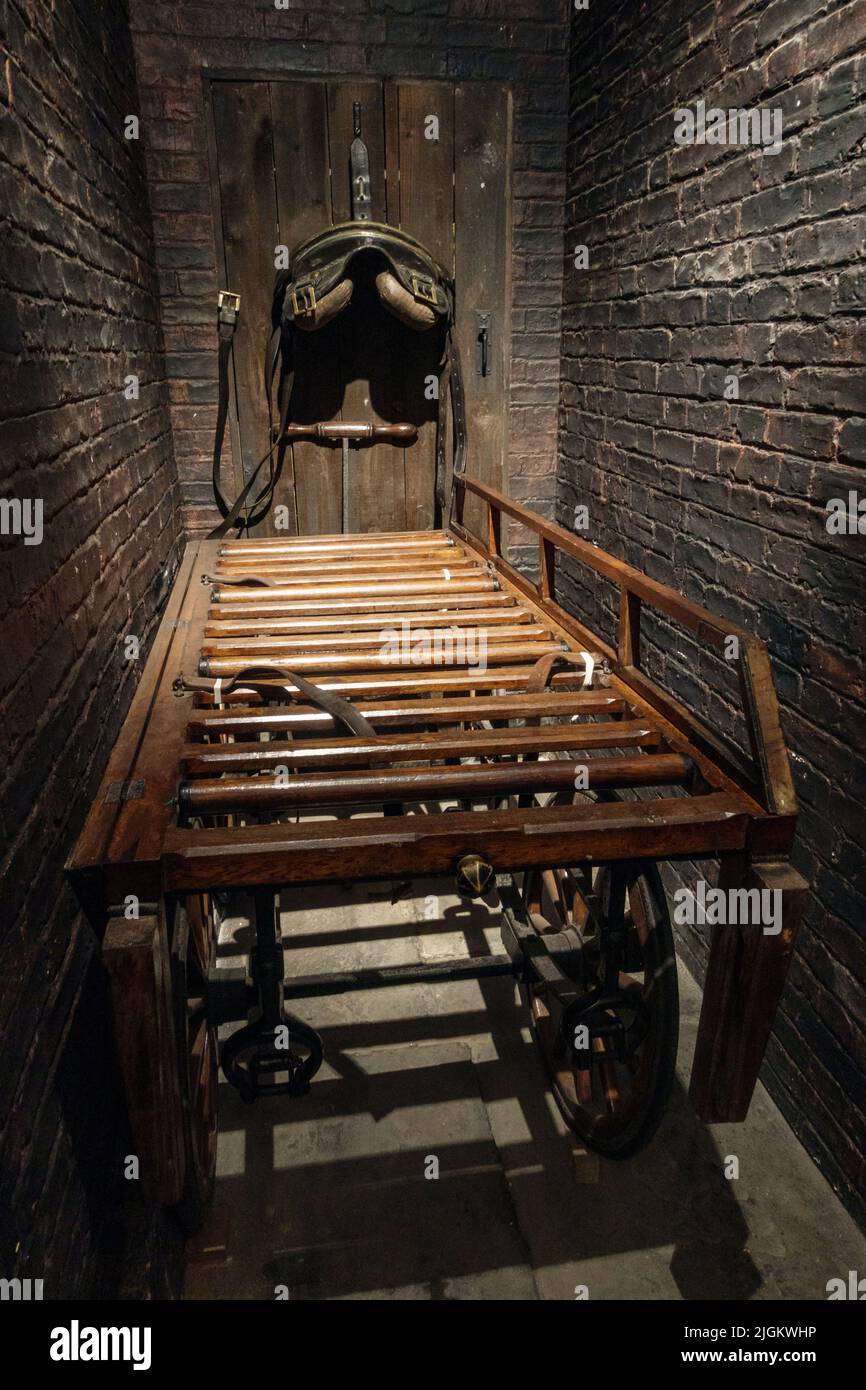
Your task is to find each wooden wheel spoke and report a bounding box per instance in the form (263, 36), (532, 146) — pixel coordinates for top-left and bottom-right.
(520, 814), (678, 1156)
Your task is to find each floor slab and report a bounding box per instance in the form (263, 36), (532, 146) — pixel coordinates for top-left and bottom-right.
(185, 880), (866, 1301)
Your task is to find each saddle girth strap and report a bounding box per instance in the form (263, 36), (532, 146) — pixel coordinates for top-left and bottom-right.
(437, 326), (467, 524)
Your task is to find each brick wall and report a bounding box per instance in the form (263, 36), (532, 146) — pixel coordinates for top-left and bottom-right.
(560, 0), (866, 1227)
(0, 0), (181, 1294)
(127, 0), (570, 535)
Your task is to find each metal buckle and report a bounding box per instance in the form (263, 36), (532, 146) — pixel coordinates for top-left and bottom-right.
(291, 283), (317, 316)
(411, 275), (439, 307)
(217, 290), (240, 325)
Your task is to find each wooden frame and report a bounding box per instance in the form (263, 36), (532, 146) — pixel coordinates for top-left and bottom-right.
(68, 500), (806, 1172)
(452, 474), (797, 828)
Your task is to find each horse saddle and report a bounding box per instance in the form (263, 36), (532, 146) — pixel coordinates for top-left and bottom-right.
(210, 220), (464, 539)
(277, 221), (453, 335)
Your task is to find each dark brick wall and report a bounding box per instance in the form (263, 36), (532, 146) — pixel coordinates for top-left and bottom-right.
(560, 0), (866, 1226)
(126, 0), (570, 533)
(0, 0), (181, 1294)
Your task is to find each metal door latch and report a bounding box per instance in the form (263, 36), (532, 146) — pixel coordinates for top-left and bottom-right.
(476, 311), (493, 377)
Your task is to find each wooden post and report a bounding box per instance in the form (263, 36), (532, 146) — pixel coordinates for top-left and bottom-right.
(618, 588), (641, 667)
(539, 536), (556, 601)
(690, 858), (808, 1122)
(487, 499), (502, 559)
(102, 907), (185, 1204)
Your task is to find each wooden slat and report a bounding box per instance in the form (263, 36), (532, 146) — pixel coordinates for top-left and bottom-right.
(183, 720), (662, 773)
(211, 577), (499, 603)
(201, 623), (549, 657)
(163, 793), (751, 891)
(214, 554), (478, 579)
(181, 753), (692, 815)
(739, 641), (798, 816)
(220, 529), (450, 553)
(204, 605), (533, 638)
(208, 590), (514, 621)
(187, 690), (629, 737)
(189, 663), (605, 701)
(200, 636), (565, 678)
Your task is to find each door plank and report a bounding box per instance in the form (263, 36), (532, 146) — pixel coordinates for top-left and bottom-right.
(328, 81), (404, 531)
(211, 82), (279, 529)
(394, 82), (456, 530)
(455, 84), (511, 538)
(271, 80), (335, 535)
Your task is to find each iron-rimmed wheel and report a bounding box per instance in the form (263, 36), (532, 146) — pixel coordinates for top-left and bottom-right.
(520, 844), (678, 1159)
(170, 893), (219, 1232)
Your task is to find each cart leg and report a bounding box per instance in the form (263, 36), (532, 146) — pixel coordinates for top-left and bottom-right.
(220, 889), (324, 1100)
(103, 907), (185, 1205)
(689, 857), (808, 1123)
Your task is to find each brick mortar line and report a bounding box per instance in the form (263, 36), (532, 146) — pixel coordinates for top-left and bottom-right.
(10, 0), (142, 156)
(568, 0), (856, 111)
(1, 172), (163, 293)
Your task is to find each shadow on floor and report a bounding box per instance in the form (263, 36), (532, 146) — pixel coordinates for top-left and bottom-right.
(185, 882), (865, 1301)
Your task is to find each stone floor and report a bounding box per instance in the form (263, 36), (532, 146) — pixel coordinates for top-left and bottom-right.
(185, 878), (866, 1301)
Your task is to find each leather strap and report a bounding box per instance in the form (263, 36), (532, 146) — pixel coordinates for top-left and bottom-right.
(450, 328), (467, 478)
(211, 299), (239, 520)
(527, 650), (599, 693)
(350, 102), (372, 222)
(175, 664), (376, 740)
(435, 339), (451, 521)
(436, 326), (467, 525)
(203, 574), (274, 589)
(208, 299), (286, 540)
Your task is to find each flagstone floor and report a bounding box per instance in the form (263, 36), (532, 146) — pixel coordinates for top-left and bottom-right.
(184, 880), (866, 1301)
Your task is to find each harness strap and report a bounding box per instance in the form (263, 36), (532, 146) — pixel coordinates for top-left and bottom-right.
(201, 573), (275, 589)
(436, 326), (467, 524)
(208, 294), (288, 541)
(450, 329), (467, 478)
(175, 664), (376, 740)
(527, 650), (599, 694)
(211, 292), (240, 520)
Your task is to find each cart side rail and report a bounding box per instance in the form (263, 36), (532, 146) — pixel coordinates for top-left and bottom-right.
(451, 475), (797, 820)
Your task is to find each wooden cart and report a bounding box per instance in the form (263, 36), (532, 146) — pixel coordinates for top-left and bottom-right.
(67, 474), (806, 1230)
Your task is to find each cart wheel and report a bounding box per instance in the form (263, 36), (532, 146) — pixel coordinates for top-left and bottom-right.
(170, 894), (219, 1232)
(521, 855), (678, 1159)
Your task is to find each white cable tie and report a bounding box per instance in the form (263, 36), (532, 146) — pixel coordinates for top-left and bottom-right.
(579, 651), (595, 689)
(213, 677), (223, 709)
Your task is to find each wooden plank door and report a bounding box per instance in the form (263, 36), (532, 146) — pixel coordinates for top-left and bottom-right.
(207, 76), (511, 537)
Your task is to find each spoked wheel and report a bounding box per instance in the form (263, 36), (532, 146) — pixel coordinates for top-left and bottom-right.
(521, 849), (678, 1159)
(170, 893), (219, 1232)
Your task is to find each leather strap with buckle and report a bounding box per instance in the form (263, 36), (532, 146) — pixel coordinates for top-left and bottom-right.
(291, 283), (317, 316)
(411, 274), (442, 308)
